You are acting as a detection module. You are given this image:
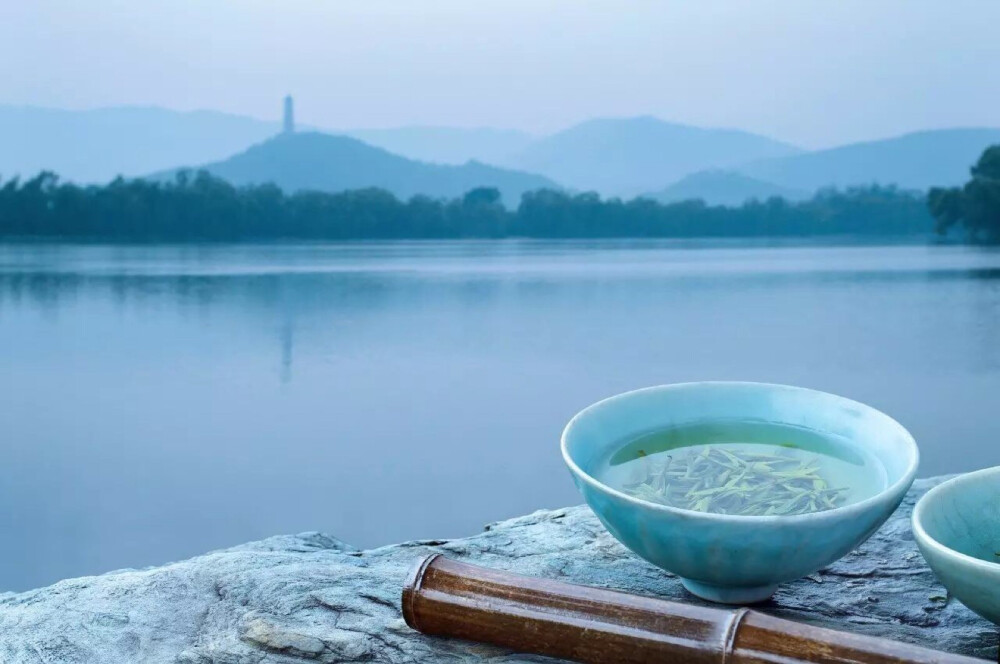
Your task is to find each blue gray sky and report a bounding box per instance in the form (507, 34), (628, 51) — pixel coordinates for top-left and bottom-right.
(3, 0), (998, 148)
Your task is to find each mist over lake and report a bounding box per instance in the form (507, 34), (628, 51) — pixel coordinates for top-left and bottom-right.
(0, 240), (997, 591)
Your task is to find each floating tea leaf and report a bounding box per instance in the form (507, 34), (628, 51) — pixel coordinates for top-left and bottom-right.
(619, 446), (848, 516)
(596, 420), (887, 517)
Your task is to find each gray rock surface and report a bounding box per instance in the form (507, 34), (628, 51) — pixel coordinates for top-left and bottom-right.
(0, 477), (995, 663)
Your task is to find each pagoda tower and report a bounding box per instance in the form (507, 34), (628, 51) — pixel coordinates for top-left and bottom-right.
(283, 95), (295, 133)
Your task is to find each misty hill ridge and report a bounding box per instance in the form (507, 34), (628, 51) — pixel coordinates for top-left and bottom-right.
(646, 170), (809, 206)
(739, 128), (1000, 191)
(503, 116), (802, 196)
(5, 106), (1000, 204)
(166, 131), (558, 205)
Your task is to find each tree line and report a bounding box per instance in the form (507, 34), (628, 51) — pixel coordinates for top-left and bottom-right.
(0, 169), (935, 242)
(928, 146), (1000, 243)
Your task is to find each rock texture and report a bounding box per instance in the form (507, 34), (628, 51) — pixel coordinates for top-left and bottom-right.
(0, 477), (995, 663)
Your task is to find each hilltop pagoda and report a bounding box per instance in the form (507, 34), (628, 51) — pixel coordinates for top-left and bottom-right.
(283, 95), (295, 133)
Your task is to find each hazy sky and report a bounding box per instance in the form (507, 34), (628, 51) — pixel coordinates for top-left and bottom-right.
(3, 0), (998, 148)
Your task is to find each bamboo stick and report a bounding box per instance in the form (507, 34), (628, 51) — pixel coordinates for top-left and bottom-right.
(402, 554), (984, 664)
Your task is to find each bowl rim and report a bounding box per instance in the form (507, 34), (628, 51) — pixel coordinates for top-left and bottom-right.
(560, 381), (920, 524)
(912, 466), (1000, 574)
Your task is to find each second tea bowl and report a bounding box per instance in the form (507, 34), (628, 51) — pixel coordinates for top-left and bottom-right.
(912, 466), (1000, 625)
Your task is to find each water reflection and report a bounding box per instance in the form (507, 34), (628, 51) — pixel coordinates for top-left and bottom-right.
(0, 241), (999, 592)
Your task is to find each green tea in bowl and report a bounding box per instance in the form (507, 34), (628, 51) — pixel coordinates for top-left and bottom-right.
(561, 382), (918, 603)
(596, 419), (888, 517)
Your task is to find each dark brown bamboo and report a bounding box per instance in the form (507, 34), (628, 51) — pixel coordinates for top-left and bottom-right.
(402, 554), (984, 664)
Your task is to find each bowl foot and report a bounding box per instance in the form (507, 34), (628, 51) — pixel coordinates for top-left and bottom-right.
(680, 578), (777, 604)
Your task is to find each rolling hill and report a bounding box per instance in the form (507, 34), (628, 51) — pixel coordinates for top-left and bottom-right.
(501, 116), (802, 197)
(160, 131), (559, 205)
(738, 128), (1000, 191)
(0, 105), (280, 184)
(645, 170), (809, 206)
(7, 105), (999, 204)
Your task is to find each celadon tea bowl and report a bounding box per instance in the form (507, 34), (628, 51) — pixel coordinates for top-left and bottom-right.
(912, 467), (1000, 625)
(561, 382), (919, 604)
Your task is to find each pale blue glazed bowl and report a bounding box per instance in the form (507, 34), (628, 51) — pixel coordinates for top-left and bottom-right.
(912, 467), (1000, 625)
(561, 382), (919, 604)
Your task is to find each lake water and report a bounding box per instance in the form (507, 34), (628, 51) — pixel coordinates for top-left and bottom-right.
(1, 240), (999, 591)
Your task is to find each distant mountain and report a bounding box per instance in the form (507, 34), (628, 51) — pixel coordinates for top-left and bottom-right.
(344, 126), (534, 165)
(9, 105), (998, 200)
(739, 128), (1000, 191)
(0, 105), (280, 183)
(646, 170), (809, 206)
(501, 116), (802, 197)
(161, 131), (558, 205)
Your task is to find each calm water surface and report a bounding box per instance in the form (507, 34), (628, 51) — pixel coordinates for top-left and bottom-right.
(1, 240), (999, 590)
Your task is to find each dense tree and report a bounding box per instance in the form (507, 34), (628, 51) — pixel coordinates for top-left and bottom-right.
(928, 145), (1000, 243)
(0, 170), (933, 242)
